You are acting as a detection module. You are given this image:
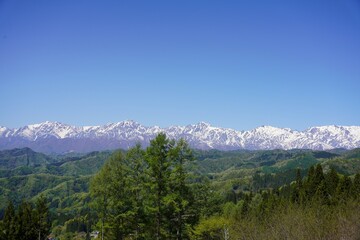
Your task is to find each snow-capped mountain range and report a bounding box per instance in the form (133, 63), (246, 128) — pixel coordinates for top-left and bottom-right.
(0, 121), (359, 153)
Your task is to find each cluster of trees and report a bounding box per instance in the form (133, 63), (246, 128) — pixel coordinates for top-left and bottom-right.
(252, 169), (306, 191)
(90, 133), (216, 239)
(193, 165), (360, 239)
(291, 165), (360, 204)
(0, 196), (51, 240)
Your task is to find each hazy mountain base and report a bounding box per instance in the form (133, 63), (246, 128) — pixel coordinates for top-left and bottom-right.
(0, 147), (359, 239)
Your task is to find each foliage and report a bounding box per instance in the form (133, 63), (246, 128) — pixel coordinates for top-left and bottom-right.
(90, 134), (201, 239)
(0, 196), (51, 240)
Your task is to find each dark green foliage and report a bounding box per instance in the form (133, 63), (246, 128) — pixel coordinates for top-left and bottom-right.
(0, 197), (51, 240)
(190, 178), (224, 218)
(312, 151), (339, 159)
(252, 169), (307, 191)
(146, 133), (172, 239)
(2, 201), (16, 240)
(343, 148), (360, 159)
(124, 144), (148, 239)
(166, 139), (195, 239)
(15, 200), (35, 240)
(34, 195), (51, 240)
(291, 169), (303, 203)
(305, 165), (316, 199)
(353, 173), (360, 197)
(337, 175), (353, 202)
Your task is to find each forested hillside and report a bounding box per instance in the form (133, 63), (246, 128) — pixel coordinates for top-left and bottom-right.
(0, 135), (359, 239)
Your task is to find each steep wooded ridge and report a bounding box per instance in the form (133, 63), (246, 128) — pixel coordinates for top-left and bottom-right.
(1, 121), (360, 153)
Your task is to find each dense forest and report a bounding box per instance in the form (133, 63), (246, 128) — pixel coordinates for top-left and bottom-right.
(0, 134), (360, 239)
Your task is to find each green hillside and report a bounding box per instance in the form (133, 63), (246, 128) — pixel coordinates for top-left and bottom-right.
(0, 147), (55, 169)
(0, 146), (359, 239)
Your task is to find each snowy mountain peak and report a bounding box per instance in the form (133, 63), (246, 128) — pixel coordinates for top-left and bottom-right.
(105, 120), (141, 129)
(254, 125), (282, 131)
(252, 125), (293, 135)
(15, 121), (78, 140)
(0, 126), (8, 137)
(120, 120), (141, 128)
(196, 121), (211, 127)
(187, 122), (213, 131)
(0, 121), (359, 153)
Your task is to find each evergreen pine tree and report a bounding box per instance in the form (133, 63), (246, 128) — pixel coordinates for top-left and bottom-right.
(125, 144), (148, 239)
(305, 165), (315, 199)
(291, 169), (303, 204)
(3, 201), (16, 240)
(337, 175), (353, 202)
(324, 167), (339, 203)
(314, 164), (325, 186)
(146, 133), (172, 239)
(90, 156), (114, 239)
(167, 139), (194, 239)
(352, 173), (360, 198)
(315, 181), (330, 205)
(15, 200), (37, 240)
(34, 195), (51, 240)
(108, 151), (134, 240)
(306, 164), (324, 200)
(241, 194), (251, 217)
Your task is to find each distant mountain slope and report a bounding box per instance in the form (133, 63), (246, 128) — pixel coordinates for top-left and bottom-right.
(0, 148), (112, 176)
(0, 147), (54, 169)
(0, 121), (360, 153)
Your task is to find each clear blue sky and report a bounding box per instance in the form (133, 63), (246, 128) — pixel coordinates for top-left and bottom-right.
(1, 0), (359, 130)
